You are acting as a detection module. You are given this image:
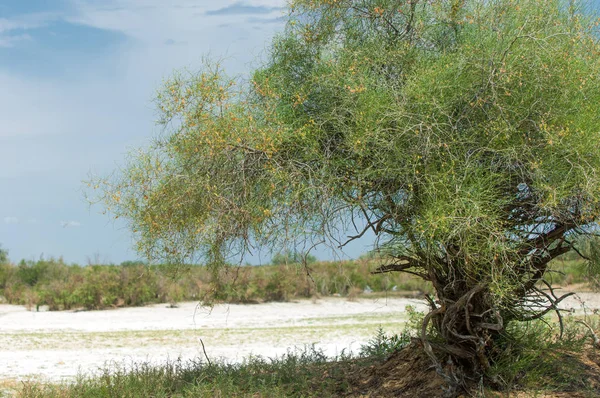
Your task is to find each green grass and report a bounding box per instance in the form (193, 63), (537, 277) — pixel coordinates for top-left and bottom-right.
(487, 314), (600, 395)
(17, 347), (373, 398)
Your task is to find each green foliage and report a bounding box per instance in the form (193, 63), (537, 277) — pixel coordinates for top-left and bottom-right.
(359, 327), (410, 359)
(0, 245), (7, 264)
(546, 258), (589, 286)
(573, 236), (600, 289)
(16, 260), (50, 286)
(404, 304), (427, 334)
(0, 259), (179, 310)
(120, 260), (147, 267)
(0, 246), (11, 292)
(271, 250), (317, 266)
(547, 237), (600, 289)
(357, 306), (426, 359)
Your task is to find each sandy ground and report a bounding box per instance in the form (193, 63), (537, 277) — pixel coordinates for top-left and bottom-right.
(0, 297), (428, 384)
(1, 291), (598, 386)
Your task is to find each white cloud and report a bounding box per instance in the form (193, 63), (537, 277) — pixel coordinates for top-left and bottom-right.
(67, 0), (285, 53)
(61, 220), (82, 228)
(0, 12), (61, 47)
(0, 13), (56, 33)
(2, 217), (39, 225)
(0, 33), (31, 48)
(205, 2), (284, 16)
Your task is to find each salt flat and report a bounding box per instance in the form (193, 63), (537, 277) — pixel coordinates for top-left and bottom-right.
(1, 291), (597, 384)
(0, 297), (428, 383)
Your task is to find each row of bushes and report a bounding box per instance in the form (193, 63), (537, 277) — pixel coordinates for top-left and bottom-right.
(0, 256), (432, 311)
(2, 251), (590, 311)
(0, 261), (180, 310)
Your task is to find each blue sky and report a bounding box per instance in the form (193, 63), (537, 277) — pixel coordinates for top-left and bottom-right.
(1, 1), (599, 265)
(0, 0), (304, 264)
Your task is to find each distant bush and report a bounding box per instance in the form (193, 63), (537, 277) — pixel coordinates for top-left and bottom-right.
(271, 250), (317, 266)
(0, 251), (594, 311)
(0, 256), (437, 310)
(0, 245), (8, 264)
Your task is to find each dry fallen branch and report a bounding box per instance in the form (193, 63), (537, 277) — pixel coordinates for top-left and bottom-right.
(576, 320), (600, 349)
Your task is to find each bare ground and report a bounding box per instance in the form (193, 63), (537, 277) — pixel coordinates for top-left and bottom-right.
(0, 296), (428, 384)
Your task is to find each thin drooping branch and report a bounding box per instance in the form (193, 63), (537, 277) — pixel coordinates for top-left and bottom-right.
(339, 207), (387, 248)
(565, 239), (592, 261)
(514, 287), (574, 323)
(541, 279), (568, 337)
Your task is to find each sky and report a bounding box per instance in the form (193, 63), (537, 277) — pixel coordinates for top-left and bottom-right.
(0, 0), (300, 264)
(1, 1), (599, 265)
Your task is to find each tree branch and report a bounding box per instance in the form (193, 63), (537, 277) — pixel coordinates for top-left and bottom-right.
(371, 257), (428, 279)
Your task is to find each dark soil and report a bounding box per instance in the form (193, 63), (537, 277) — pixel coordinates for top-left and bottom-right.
(343, 343), (600, 398)
(345, 342), (450, 398)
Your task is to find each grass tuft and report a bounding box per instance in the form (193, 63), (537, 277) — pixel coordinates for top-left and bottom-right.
(18, 346), (371, 398)
(487, 315), (600, 394)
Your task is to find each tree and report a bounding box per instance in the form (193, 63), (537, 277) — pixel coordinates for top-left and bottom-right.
(0, 245), (8, 264)
(96, 0), (600, 384)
